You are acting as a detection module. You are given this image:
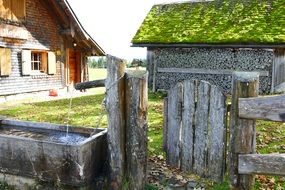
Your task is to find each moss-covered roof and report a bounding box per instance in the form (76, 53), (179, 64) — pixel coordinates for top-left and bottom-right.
(132, 0), (285, 46)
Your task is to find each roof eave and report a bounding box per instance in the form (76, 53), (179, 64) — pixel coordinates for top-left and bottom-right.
(131, 43), (285, 49)
(62, 0), (105, 56)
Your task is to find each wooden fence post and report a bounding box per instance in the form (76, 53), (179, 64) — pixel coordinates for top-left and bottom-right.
(229, 72), (259, 190)
(125, 70), (148, 190)
(163, 97), (168, 152)
(105, 55), (126, 190)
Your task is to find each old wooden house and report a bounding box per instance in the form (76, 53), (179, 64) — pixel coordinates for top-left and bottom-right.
(0, 0), (104, 96)
(132, 0), (285, 93)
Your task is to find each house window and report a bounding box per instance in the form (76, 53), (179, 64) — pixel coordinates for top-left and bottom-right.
(31, 52), (42, 71)
(22, 50), (56, 76)
(0, 0), (26, 22)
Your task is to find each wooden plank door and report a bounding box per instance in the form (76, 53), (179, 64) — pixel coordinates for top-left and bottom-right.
(165, 80), (227, 182)
(68, 49), (81, 85)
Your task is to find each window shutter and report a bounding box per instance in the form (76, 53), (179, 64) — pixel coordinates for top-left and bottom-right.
(41, 52), (48, 73)
(0, 48), (11, 76)
(22, 49), (31, 75)
(48, 51), (56, 74)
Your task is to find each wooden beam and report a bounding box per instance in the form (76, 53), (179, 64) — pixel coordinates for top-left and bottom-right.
(40, 0), (69, 28)
(229, 72), (259, 190)
(272, 48), (285, 93)
(125, 70), (148, 190)
(239, 95), (285, 122)
(105, 55), (126, 190)
(74, 79), (105, 90)
(157, 68), (269, 77)
(239, 154), (285, 176)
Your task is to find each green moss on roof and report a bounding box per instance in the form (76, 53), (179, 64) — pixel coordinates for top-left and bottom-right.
(132, 0), (285, 45)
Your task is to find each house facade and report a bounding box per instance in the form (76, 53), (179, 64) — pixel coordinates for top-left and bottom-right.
(132, 0), (285, 94)
(0, 0), (104, 96)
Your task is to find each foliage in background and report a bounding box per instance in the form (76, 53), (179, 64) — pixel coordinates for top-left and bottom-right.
(132, 0), (285, 44)
(88, 57), (147, 69)
(88, 57), (107, 68)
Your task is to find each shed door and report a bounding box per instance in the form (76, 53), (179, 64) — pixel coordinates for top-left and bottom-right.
(272, 49), (285, 93)
(68, 49), (81, 85)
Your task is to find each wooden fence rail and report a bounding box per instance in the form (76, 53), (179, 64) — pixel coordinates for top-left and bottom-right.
(239, 95), (285, 122)
(230, 71), (285, 190)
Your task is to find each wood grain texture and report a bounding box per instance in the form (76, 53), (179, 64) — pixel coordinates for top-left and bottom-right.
(193, 81), (210, 177)
(208, 85), (226, 182)
(239, 154), (285, 176)
(239, 95), (285, 122)
(48, 51), (56, 75)
(125, 71), (148, 190)
(272, 49), (285, 93)
(105, 55), (126, 190)
(0, 48), (11, 76)
(166, 82), (183, 167)
(180, 80), (196, 171)
(229, 72), (259, 190)
(163, 97), (168, 152)
(74, 79), (105, 90)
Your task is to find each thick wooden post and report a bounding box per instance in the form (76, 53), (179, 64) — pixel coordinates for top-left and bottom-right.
(229, 72), (259, 190)
(125, 70), (148, 190)
(105, 55), (126, 190)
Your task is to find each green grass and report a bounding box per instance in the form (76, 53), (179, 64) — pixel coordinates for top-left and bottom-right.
(0, 68), (284, 189)
(0, 94), (107, 128)
(0, 181), (12, 190)
(87, 68), (107, 94)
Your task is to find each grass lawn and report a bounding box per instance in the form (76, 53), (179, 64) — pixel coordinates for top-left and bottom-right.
(0, 68), (284, 189)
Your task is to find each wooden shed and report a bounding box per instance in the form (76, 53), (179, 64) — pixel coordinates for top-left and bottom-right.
(132, 0), (285, 93)
(0, 0), (104, 96)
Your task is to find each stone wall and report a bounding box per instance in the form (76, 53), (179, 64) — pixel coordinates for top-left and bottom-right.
(147, 48), (273, 94)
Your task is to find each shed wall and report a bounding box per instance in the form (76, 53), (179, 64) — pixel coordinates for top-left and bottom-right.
(148, 48), (273, 94)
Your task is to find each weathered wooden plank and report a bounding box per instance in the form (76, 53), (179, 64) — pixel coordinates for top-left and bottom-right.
(125, 70), (148, 190)
(166, 82), (183, 167)
(239, 95), (285, 122)
(272, 48), (285, 93)
(163, 97), (168, 152)
(193, 81), (210, 177)
(229, 72), (259, 190)
(157, 68), (269, 77)
(74, 79), (105, 90)
(239, 154), (285, 176)
(207, 85), (226, 182)
(105, 55), (126, 190)
(0, 24), (29, 40)
(180, 80), (196, 171)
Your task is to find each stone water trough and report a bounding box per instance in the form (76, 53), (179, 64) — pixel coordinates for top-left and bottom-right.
(0, 119), (107, 189)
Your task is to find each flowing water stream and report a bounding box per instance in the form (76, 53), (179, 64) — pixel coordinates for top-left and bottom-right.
(66, 88), (74, 135)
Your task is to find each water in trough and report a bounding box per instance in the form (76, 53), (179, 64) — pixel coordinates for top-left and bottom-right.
(0, 125), (89, 144)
